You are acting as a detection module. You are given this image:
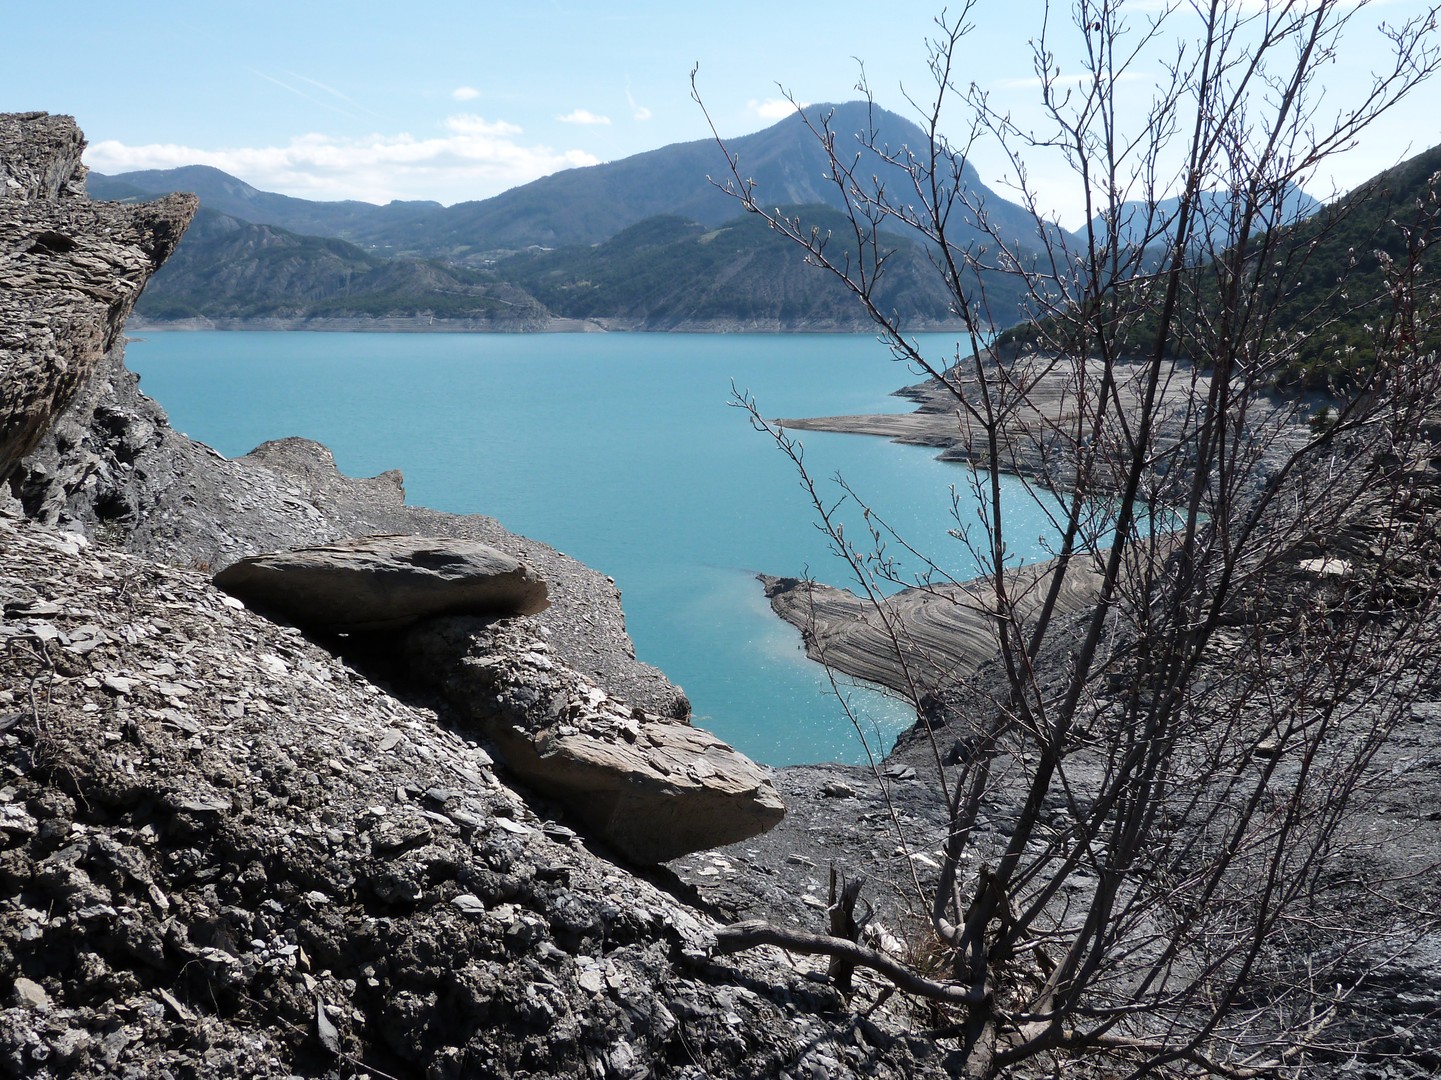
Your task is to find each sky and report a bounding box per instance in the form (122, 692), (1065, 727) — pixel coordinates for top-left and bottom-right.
(5, 1), (1439, 230)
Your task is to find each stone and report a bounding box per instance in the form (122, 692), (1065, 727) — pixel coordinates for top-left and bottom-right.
(13, 976), (50, 1010)
(213, 534), (549, 632)
(402, 616), (785, 864)
(315, 997), (341, 1054)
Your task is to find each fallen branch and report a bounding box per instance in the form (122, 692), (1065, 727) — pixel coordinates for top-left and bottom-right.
(712, 919), (989, 1005)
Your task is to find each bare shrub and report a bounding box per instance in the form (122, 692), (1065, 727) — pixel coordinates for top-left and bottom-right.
(698, 2), (1441, 1075)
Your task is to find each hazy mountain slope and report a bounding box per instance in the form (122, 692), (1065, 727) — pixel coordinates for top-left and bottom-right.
(499, 209), (999, 329)
(1085, 184), (1322, 254)
(998, 142), (1441, 387)
(137, 207), (547, 325)
(95, 102), (1081, 330)
(412, 101), (1059, 259)
(89, 165), (444, 251)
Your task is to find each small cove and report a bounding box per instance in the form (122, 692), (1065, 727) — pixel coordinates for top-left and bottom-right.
(127, 331), (1059, 766)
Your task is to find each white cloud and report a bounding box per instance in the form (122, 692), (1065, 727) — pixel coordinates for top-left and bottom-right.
(749, 98), (805, 120)
(451, 86), (481, 101)
(84, 115), (601, 205)
(444, 114), (523, 137)
(557, 108), (612, 126)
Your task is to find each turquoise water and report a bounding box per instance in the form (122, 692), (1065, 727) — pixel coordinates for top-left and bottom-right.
(126, 331), (1057, 766)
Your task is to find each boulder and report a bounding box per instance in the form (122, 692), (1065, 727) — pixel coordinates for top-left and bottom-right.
(402, 616), (785, 863)
(213, 534), (549, 632)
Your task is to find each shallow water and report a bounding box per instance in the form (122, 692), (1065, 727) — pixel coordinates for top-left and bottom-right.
(127, 331), (1057, 766)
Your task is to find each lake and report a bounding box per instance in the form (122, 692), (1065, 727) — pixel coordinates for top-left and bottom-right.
(126, 331), (1056, 766)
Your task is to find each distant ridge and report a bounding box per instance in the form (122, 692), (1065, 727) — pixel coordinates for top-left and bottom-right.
(1086, 184), (1321, 255)
(133, 207), (548, 328)
(94, 102), (1067, 330)
(88, 166), (444, 255)
(92, 102), (1058, 262)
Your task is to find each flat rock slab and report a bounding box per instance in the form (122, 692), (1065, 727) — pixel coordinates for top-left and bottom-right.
(213, 534), (549, 632)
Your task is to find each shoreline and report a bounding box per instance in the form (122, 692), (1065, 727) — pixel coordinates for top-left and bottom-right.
(757, 353), (1290, 714)
(129, 315), (973, 335)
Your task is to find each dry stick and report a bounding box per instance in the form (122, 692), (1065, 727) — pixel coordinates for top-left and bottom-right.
(711, 920), (990, 1006)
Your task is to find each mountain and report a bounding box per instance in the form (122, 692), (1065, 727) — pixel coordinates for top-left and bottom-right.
(497, 208), (1012, 329)
(88, 165), (445, 253)
(93, 102), (1062, 262)
(1086, 184), (1322, 255)
(999, 144), (1441, 388)
(95, 102), (1080, 330)
(1267, 143), (1441, 386)
(399, 101), (1058, 260)
(135, 207), (548, 327)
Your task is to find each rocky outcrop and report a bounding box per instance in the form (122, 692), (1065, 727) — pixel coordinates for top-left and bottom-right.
(402, 617), (785, 864)
(212, 537), (782, 862)
(0, 112), (195, 480)
(0, 508), (939, 1078)
(214, 535), (551, 632)
(0, 110), (955, 1080)
(0, 112), (86, 201)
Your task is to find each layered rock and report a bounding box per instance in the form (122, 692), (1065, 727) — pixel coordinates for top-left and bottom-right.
(212, 536), (781, 862)
(403, 617), (784, 864)
(0, 508), (936, 1078)
(0, 112), (195, 479)
(760, 556), (1105, 697)
(214, 534), (551, 632)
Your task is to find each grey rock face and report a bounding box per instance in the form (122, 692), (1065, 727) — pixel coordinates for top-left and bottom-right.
(0, 112), (196, 479)
(214, 534), (550, 632)
(0, 111), (87, 201)
(0, 508), (938, 1079)
(403, 617), (785, 863)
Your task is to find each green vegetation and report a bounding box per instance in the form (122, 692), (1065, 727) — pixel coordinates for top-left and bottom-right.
(997, 147), (1441, 391)
(137, 208), (547, 325)
(498, 207), (991, 327)
(1266, 144), (1441, 387)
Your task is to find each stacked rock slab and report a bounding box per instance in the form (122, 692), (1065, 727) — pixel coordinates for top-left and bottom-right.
(213, 535), (784, 862)
(401, 615), (786, 864)
(0, 112), (195, 479)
